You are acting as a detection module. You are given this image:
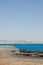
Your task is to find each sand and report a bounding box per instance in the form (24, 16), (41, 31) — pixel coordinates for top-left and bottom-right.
(0, 46), (43, 65)
(0, 54), (43, 65)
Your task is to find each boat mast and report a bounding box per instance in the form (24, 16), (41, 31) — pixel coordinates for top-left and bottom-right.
(24, 36), (25, 44)
(23, 36), (26, 50)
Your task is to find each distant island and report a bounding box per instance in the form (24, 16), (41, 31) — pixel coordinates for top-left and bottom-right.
(0, 40), (43, 44)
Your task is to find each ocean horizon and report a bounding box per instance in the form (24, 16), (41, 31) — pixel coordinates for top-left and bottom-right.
(0, 43), (43, 51)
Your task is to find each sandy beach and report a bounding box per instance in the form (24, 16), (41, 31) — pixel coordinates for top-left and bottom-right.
(0, 46), (43, 65)
(0, 53), (43, 65)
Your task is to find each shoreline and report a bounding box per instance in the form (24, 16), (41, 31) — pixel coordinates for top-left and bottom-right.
(0, 46), (43, 65)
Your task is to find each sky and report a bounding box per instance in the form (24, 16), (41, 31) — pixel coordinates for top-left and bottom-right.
(0, 0), (43, 42)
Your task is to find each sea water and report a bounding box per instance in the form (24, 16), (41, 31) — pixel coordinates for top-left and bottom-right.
(0, 44), (43, 51)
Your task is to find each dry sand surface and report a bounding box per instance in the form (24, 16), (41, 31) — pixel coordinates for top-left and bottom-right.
(0, 46), (43, 65)
(0, 55), (43, 65)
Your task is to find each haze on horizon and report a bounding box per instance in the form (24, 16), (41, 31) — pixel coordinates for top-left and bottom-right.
(0, 0), (43, 42)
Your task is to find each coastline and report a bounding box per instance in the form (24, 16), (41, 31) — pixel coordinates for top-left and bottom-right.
(0, 46), (43, 65)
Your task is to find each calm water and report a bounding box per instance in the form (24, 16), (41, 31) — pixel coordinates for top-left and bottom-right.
(0, 44), (43, 51)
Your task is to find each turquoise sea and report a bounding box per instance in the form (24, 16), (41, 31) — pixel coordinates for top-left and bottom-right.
(0, 44), (43, 51)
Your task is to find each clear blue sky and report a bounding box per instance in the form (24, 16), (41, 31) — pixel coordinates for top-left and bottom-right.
(0, 0), (43, 42)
